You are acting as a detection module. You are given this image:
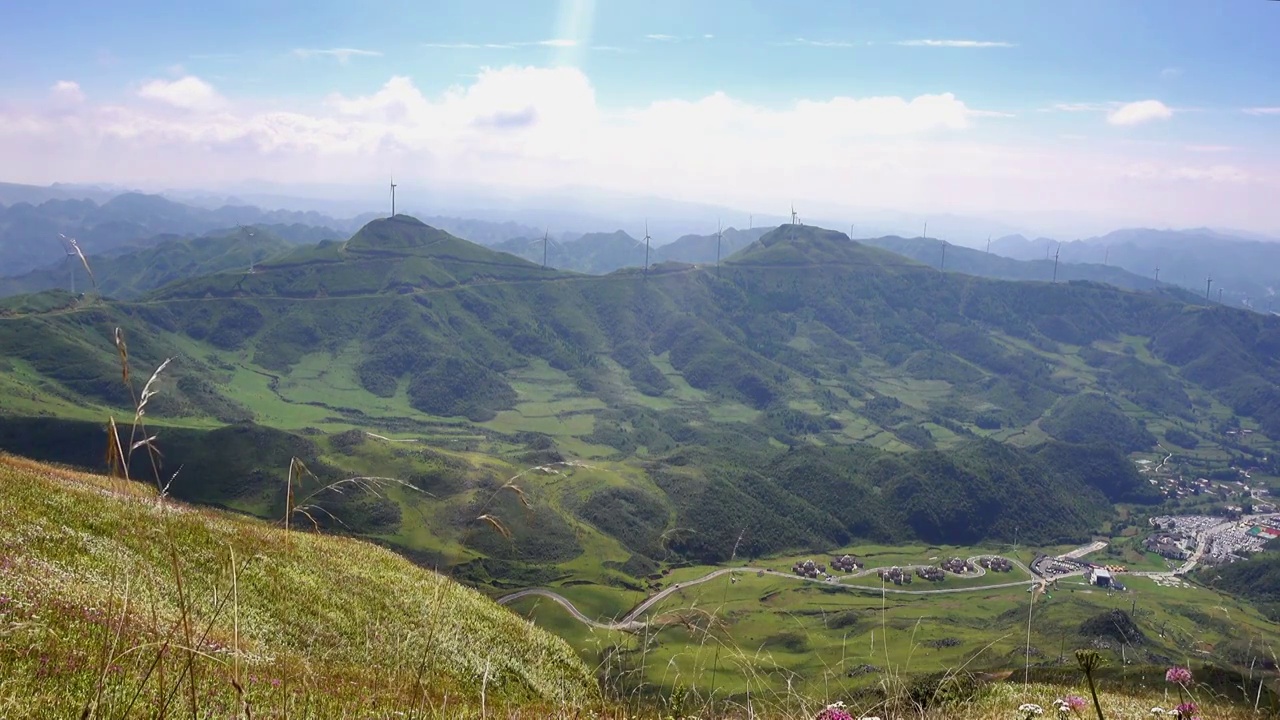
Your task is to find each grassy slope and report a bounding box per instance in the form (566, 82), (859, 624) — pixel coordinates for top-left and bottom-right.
(0, 453), (596, 717)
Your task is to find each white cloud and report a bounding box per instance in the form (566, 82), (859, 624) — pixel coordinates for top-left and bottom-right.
(1161, 67), (1182, 79)
(536, 38), (577, 47)
(1107, 100), (1173, 126)
(1046, 102), (1113, 113)
(136, 75), (224, 111)
(896, 39), (1016, 48)
(425, 42), (513, 50)
(291, 48), (383, 64)
(1244, 107), (1280, 116)
(50, 80), (84, 104)
(786, 38), (856, 48)
(2, 67), (1275, 232)
(644, 34), (677, 41)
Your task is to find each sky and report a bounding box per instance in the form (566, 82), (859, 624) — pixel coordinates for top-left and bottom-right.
(1, 0), (1278, 236)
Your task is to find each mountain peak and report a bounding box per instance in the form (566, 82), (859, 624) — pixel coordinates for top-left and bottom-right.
(345, 214), (456, 253)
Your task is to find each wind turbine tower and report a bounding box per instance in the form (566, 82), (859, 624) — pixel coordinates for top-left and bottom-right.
(790, 204), (798, 226)
(643, 221), (651, 278)
(1206, 276), (1213, 302)
(239, 224), (257, 274)
(57, 234), (77, 294)
(715, 219), (723, 274)
(1154, 266), (1160, 282)
(542, 228), (550, 268)
(1052, 243), (1061, 283)
(390, 176), (397, 217)
(986, 235), (991, 254)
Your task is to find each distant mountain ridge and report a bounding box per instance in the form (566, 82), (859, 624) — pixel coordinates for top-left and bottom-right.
(0, 190), (546, 276)
(991, 228), (1280, 311)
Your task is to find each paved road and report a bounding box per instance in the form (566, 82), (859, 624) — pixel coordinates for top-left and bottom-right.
(497, 555), (1034, 632)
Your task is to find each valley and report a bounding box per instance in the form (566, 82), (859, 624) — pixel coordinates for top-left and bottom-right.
(4, 214), (1280, 706)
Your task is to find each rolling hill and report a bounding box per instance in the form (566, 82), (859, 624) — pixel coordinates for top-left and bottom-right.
(0, 452), (597, 716)
(0, 191), (541, 277)
(0, 228), (293, 299)
(2, 217), (1279, 586)
(494, 226), (770, 274)
(991, 229), (1280, 311)
(860, 235), (1177, 294)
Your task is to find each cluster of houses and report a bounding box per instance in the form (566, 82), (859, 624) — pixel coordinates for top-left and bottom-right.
(980, 556), (1013, 572)
(791, 559), (827, 579)
(941, 557), (975, 574)
(878, 566), (914, 584)
(916, 566), (946, 582)
(830, 554), (864, 572)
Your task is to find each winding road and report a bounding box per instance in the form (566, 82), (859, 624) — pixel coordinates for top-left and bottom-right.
(498, 555), (1036, 632)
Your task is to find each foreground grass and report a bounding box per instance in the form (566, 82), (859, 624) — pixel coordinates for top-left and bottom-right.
(0, 453), (597, 718)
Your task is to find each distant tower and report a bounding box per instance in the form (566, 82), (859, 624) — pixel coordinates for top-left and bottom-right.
(986, 235), (991, 254)
(940, 240), (947, 271)
(715, 219), (723, 274)
(923, 221), (928, 240)
(643, 220), (651, 278)
(390, 176), (397, 217)
(1154, 266), (1160, 282)
(1206, 276), (1213, 302)
(542, 228), (550, 268)
(1218, 287), (1224, 304)
(791, 204), (798, 226)
(1052, 243), (1061, 283)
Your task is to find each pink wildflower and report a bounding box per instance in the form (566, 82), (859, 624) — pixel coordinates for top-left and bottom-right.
(1175, 702), (1197, 718)
(1065, 695), (1087, 711)
(1166, 666), (1192, 684)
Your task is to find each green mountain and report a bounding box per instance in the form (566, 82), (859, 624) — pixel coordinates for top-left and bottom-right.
(991, 228), (1280, 311)
(0, 228), (293, 299)
(861, 235), (1173, 293)
(2, 217), (1279, 583)
(494, 226), (769, 274)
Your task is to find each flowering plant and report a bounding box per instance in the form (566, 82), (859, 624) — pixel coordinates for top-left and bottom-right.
(1165, 667), (1193, 686)
(815, 701), (854, 720)
(1019, 702), (1046, 720)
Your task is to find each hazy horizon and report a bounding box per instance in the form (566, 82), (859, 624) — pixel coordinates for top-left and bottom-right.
(2, 0), (1278, 238)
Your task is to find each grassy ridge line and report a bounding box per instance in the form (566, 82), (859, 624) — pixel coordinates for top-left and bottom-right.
(0, 452), (598, 716)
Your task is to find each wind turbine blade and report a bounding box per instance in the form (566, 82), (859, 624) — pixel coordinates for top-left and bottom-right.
(66, 238), (96, 289)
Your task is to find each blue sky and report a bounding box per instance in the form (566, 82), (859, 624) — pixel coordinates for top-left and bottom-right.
(1, 0), (1278, 234)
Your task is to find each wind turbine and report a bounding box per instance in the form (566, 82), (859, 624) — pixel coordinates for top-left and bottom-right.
(790, 204), (798, 226)
(1206, 276), (1214, 302)
(923, 221), (928, 240)
(715, 219), (723, 274)
(643, 220), (651, 277)
(1155, 266), (1160, 282)
(56, 234), (78, 294)
(1052, 242), (1061, 283)
(238, 224), (257, 274)
(389, 176), (397, 217)
(540, 228), (560, 268)
(939, 240), (947, 271)
(985, 235), (991, 254)
(57, 233), (94, 294)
